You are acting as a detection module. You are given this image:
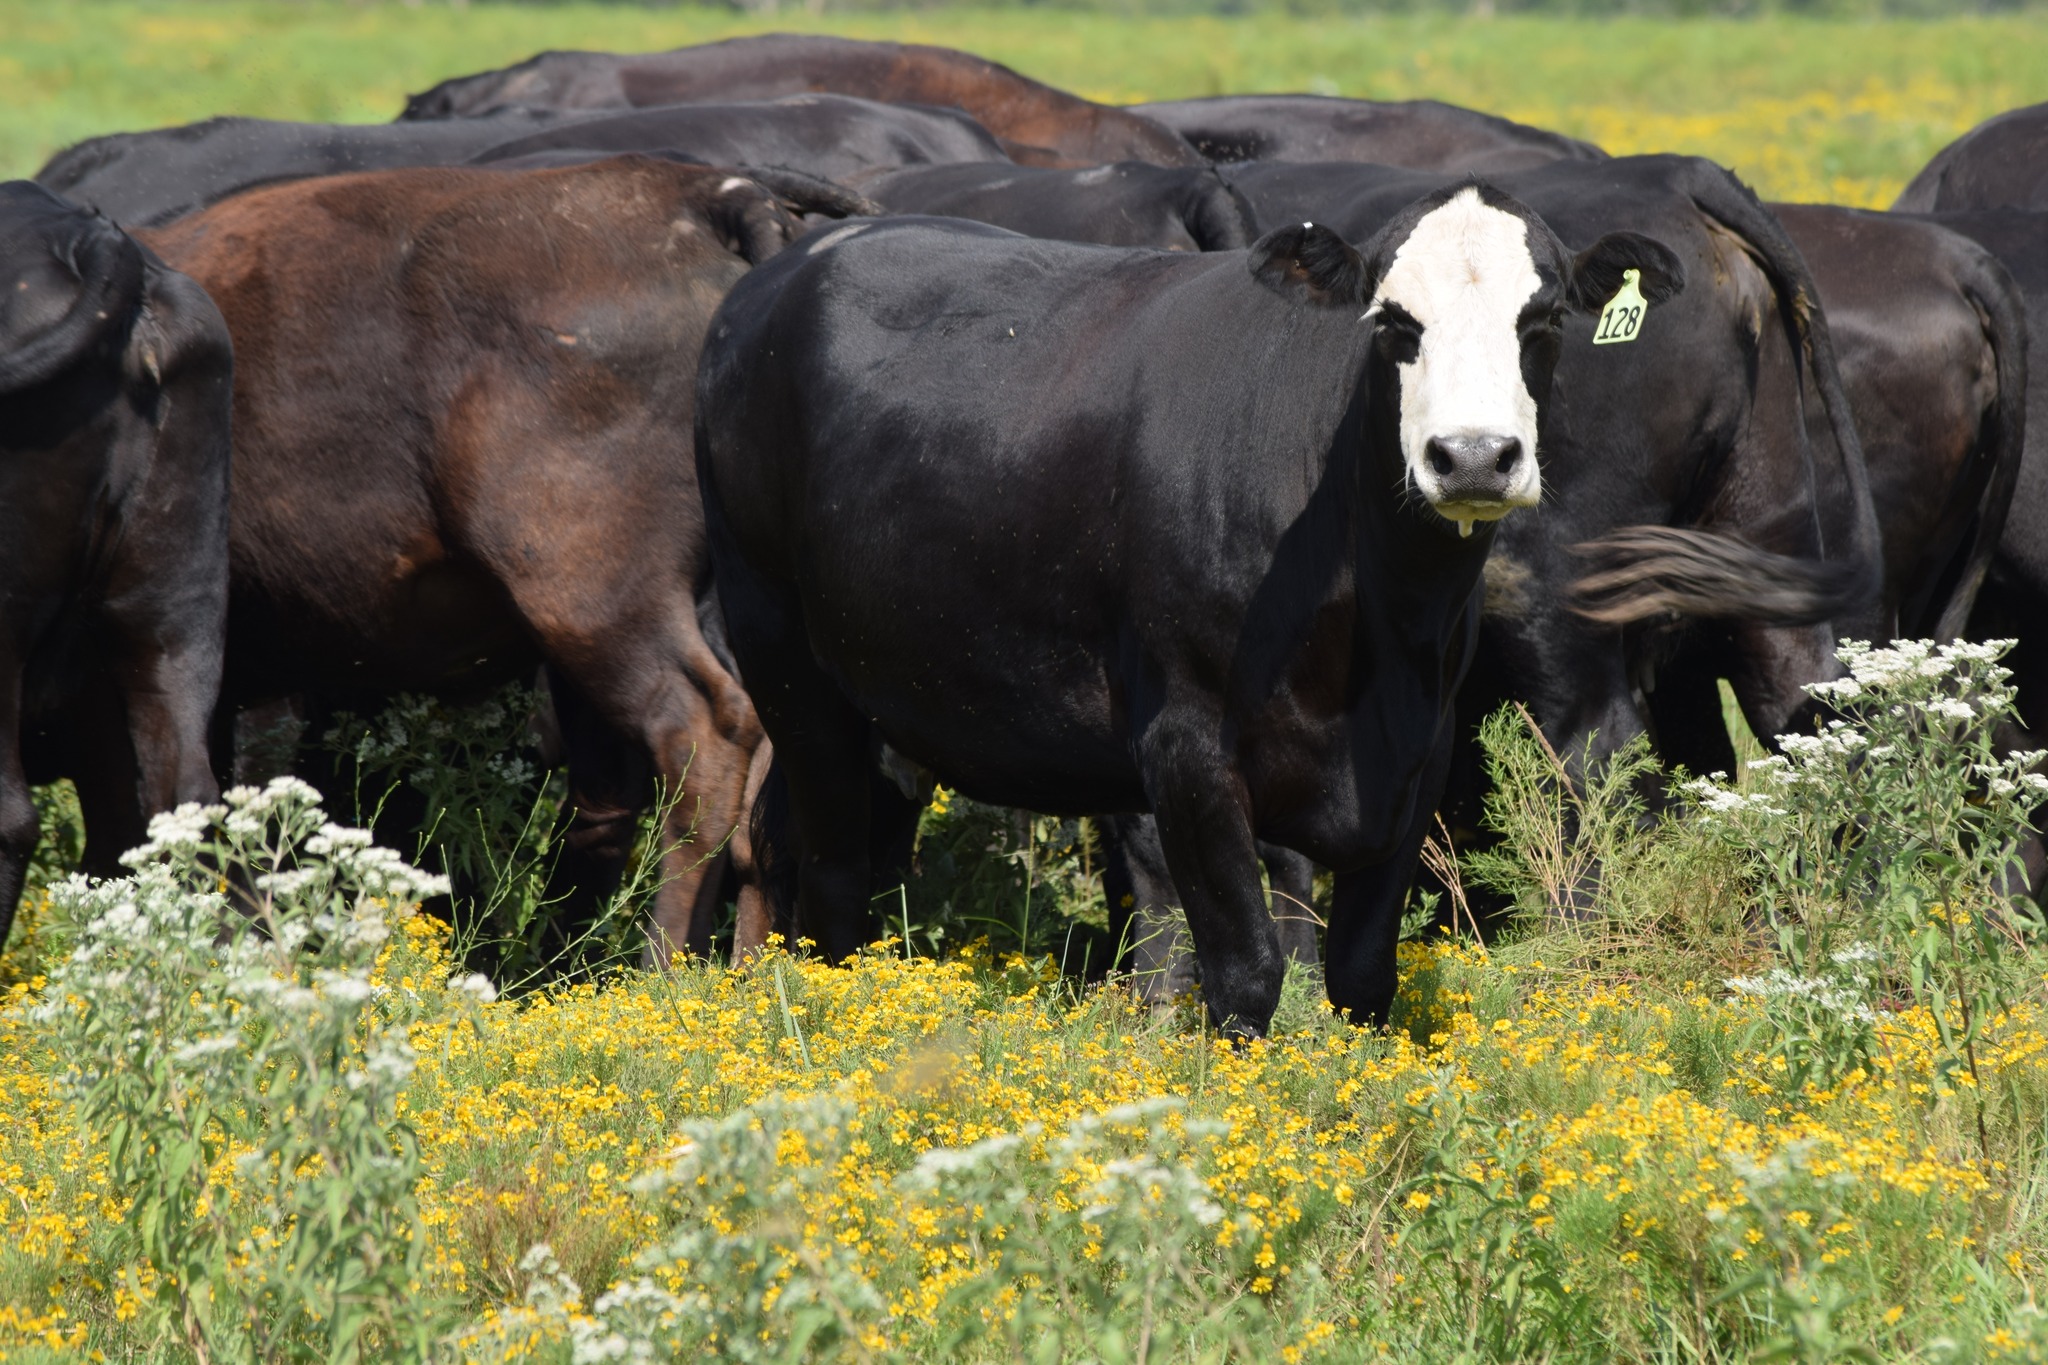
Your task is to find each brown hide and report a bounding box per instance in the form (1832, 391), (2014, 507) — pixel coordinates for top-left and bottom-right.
(143, 156), (786, 963)
(406, 35), (1203, 170)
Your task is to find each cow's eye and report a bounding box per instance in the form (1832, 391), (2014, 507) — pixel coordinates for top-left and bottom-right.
(1374, 307), (1422, 363)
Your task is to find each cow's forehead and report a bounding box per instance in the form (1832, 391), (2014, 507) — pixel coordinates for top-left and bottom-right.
(1373, 187), (1546, 321)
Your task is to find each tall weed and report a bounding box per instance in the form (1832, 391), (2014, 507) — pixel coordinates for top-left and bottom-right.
(1684, 641), (2048, 1113)
(36, 778), (487, 1364)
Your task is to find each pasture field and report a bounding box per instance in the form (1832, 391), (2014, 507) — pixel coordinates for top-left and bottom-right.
(8, 3), (2048, 204)
(8, 6), (2048, 1364)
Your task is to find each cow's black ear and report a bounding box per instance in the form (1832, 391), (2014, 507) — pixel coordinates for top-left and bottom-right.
(1249, 222), (1367, 307)
(1566, 230), (1686, 313)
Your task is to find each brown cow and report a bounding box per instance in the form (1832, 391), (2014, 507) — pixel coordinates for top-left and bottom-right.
(399, 34), (1203, 170)
(141, 156), (827, 964)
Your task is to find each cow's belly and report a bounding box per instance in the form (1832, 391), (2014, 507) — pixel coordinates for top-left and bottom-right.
(796, 552), (1141, 813)
(228, 555), (536, 701)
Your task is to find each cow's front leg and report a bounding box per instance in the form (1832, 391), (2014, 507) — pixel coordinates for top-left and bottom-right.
(76, 630), (222, 878)
(1140, 723), (1283, 1038)
(1325, 726), (1454, 1027)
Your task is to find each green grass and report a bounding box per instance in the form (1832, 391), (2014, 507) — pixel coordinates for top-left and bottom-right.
(7, 3), (2048, 204)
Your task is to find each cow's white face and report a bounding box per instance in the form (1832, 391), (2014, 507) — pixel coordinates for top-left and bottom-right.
(1371, 187), (1547, 535)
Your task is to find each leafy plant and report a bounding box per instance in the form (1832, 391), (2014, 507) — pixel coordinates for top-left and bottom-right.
(906, 790), (1111, 974)
(35, 777), (486, 1365)
(1395, 1066), (1592, 1364)
(1685, 640), (2048, 1119)
(325, 687), (669, 987)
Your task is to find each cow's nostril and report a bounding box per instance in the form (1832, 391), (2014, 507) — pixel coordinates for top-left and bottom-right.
(1494, 438), (1522, 474)
(1426, 438), (1457, 478)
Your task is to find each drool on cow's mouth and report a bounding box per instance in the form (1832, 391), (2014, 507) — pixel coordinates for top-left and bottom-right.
(1429, 499), (1524, 538)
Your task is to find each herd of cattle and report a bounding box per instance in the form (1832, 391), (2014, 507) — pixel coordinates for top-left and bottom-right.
(11, 33), (2048, 1036)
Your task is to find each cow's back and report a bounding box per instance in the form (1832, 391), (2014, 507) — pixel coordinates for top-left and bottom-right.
(37, 108), (578, 227)
(1895, 103), (2048, 212)
(864, 162), (1255, 251)
(469, 94), (1010, 186)
(1138, 95), (1605, 171)
(403, 34), (1201, 168)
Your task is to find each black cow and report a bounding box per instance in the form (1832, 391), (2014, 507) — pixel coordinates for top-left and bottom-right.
(469, 95), (1011, 187)
(1894, 103), (2048, 212)
(1892, 210), (2048, 809)
(1135, 95), (1607, 171)
(397, 35), (1202, 170)
(860, 160), (1297, 990)
(34, 108), (581, 227)
(1222, 157), (1881, 783)
(865, 162), (1256, 251)
(0, 182), (232, 939)
(698, 195), (1683, 1035)
(1772, 206), (2025, 641)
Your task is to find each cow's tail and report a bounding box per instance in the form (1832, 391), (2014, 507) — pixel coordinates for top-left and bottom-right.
(1930, 238), (2029, 640)
(1182, 167), (1260, 251)
(738, 166), (882, 220)
(1569, 526), (1868, 626)
(1581, 159), (1885, 630)
(0, 210), (145, 394)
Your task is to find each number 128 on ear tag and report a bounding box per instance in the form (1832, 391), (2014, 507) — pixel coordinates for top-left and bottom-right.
(1593, 268), (1647, 345)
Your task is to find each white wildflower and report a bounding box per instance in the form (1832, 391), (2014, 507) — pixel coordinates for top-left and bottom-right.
(447, 973), (499, 1005)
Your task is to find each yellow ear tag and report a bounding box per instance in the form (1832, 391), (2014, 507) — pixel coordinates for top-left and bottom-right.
(1592, 268), (1647, 346)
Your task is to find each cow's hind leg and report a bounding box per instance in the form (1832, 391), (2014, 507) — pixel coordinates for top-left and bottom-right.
(1099, 813), (1199, 1004)
(1263, 844), (1321, 966)
(460, 553), (757, 967)
(713, 556), (878, 963)
(553, 660), (751, 967)
(543, 672), (656, 958)
(728, 736), (778, 962)
(1138, 716), (1283, 1037)
(0, 674), (38, 949)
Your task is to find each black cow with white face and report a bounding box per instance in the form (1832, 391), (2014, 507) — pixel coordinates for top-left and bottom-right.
(0, 182), (232, 938)
(697, 186), (1681, 1035)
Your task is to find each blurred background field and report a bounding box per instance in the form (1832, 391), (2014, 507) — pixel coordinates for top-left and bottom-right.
(6, 2), (2048, 208)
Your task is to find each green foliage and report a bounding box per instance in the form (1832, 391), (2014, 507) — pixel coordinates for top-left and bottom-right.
(36, 777), (487, 1364)
(905, 791), (1110, 970)
(324, 687), (676, 988)
(325, 688), (560, 912)
(1395, 1067), (1592, 1363)
(1686, 640), (2047, 1112)
(25, 780), (82, 892)
(474, 1092), (1265, 1364)
(892, 1097), (1256, 1361)
(1712, 1142), (1881, 1364)
(1462, 704), (1752, 978)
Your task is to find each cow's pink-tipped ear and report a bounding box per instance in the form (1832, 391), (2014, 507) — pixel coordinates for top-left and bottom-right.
(1566, 231), (1686, 313)
(1250, 222), (1367, 307)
